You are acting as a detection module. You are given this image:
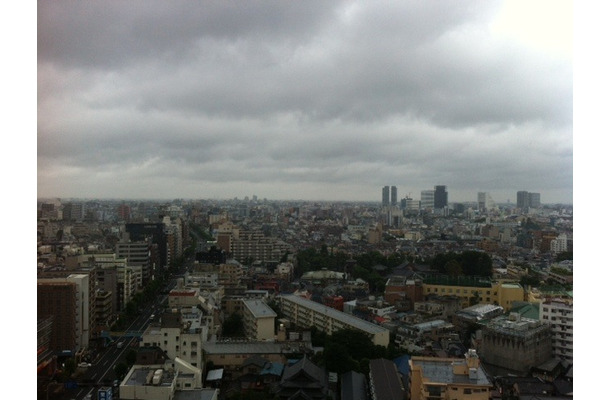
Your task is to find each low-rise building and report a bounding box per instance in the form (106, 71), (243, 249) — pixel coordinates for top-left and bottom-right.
(202, 341), (311, 373)
(409, 349), (493, 400)
(479, 313), (552, 375)
(369, 358), (406, 400)
(422, 276), (525, 310)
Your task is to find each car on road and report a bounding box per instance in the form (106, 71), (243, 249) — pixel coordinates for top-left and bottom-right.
(78, 362), (91, 368)
(117, 341), (124, 349)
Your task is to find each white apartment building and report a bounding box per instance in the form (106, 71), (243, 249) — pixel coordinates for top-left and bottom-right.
(539, 299), (573, 361)
(279, 295), (390, 347)
(550, 233), (568, 254)
(141, 308), (208, 369)
(116, 240), (151, 288)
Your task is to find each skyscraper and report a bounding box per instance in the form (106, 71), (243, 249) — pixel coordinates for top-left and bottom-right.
(517, 191), (541, 209)
(391, 186), (397, 206)
(382, 186), (390, 207)
(421, 190), (434, 210)
(517, 191), (529, 209)
(478, 192), (496, 211)
(434, 185), (448, 209)
(528, 192), (541, 208)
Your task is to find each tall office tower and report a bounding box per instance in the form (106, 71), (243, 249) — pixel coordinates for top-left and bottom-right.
(391, 186), (397, 206)
(528, 192), (541, 208)
(434, 185), (448, 209)
(517, 191), (529, 209)
(420, 190), (435, 210)
(478, 192), (496, 211)
(382, 186), (390, 206)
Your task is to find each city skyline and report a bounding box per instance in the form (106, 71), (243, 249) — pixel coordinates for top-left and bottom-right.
(38, 1), (573, 204)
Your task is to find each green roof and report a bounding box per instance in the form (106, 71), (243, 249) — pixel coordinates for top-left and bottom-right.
(509, 302), (539, 320)
(423, 275), (492, 288)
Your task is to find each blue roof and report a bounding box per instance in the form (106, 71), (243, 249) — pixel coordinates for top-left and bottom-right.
(260, 362), (284, 377)
(393, 354), (411, 375)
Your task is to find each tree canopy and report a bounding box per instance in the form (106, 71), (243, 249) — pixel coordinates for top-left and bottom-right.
(320, 329), (401, 375)
(429, 251), (493, 277)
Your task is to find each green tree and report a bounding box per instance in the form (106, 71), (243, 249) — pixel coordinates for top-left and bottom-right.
(222, 313), (245, 337)
(445, 259), (463, 276)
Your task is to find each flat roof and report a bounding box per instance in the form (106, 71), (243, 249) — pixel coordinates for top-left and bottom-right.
(243, 299), (277, 318)
(203, 341), (312, 355)
(124, 366), (174, 387)
(411, 359), (492, 386)
(280, 295), (388, 335)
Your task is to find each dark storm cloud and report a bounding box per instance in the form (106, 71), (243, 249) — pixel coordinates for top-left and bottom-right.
(38, 1), (573, 203)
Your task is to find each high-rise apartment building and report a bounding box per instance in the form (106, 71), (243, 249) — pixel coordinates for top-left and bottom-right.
(382, 186), (390, 207)
(528, 192), (541, 208)
(37, 281), (78, 352)
(62, 202), (86, 221)
(517, 191), (541, 209)
(116, 240), (152, 289)
(390, 186), (397, 206)
(539, 299), (573, 361)
(434, 185), (448, 209)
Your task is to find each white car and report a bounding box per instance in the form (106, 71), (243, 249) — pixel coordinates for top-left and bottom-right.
(78, 362), (91, 368)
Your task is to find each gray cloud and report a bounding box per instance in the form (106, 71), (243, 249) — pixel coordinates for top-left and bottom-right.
(38, 1), (572, 203)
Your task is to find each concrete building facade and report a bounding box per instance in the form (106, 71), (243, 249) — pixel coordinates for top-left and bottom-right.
(279, 294), (390, 347)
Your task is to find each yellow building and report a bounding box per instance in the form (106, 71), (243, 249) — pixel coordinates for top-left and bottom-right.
(422, 276), (524, 310)
(410, 349), (493, 400)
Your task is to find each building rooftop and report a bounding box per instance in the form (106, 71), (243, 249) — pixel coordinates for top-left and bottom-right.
(174, 389), (219, 400)
(369, 358), (405, 400)
(411, 358), (492, 386)
(423, 275), (492, 288)
(280, 294), (388, 335)
(124, 366), (174, 387)
(243, 299), (277, 318)
(203, 341), (312, 355)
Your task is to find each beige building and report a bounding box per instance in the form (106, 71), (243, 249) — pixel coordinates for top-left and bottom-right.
(279, 294), (390, 347)
(242, 299), (277, 341)
(410, 350), (493, 400)
(422, 277), (525, 310)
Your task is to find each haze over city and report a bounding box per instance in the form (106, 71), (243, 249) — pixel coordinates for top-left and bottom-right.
(37, 1), (573, 204)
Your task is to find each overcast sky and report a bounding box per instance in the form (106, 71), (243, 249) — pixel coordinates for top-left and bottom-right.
(37, 0), (573, 204)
